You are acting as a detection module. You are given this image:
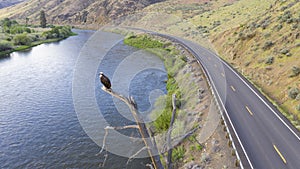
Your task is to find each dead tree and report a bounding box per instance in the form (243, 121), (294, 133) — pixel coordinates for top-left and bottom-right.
(166, 94), (177, 169)
(101, 87), (164, 169)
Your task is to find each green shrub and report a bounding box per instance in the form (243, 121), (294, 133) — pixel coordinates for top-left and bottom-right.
(187, 134), (197, 143)
(189, 145), (196, 151)
(201, 153), (211, 163)
(274, 24), (283, 31)
(9, 26), (31, 34)
(265, 56), (274, 65)
(262, 41), (274, 50)
(124, 35), (164, 49)
(296, 94), (300, 101)
(42, 26), (73, 39)
(196, 144), (203, 151)
(288, 88), (300, 99)
(13, 33), (32, 45)
(0, 18), (18, 27)
(125, 35), (184, 133)
(0, 42), (12, 51)
(279, 10), (293, 23)
(152, 77), (181, 133)
(153, 107), (172, 132)
(296, 104), (300, 112)
(291, 66), (300, 77)
(172, 145), (185, 161)
(280, 48), (289, 55)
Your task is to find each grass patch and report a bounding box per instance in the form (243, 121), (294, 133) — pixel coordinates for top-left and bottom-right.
(124, 34), (186, 133)
(211, 0), (300, 129)
(172, 145), (186, 162)
(124, 35), (164, 49)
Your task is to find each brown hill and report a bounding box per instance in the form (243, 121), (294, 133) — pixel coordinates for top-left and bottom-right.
(0, 0), (164, 26)
(212, 0), (300, 126)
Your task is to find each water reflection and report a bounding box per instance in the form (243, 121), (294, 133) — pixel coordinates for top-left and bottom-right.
(0, 30), (165, 168)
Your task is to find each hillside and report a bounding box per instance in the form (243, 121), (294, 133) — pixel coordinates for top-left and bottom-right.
(0, 0), (297, 131)
(211, 0), (300, 128)
(0, 0), (164, 26)
(121, 0), (300, 128)
(0, 0), (299, 168)
(0, 0), (26, 9)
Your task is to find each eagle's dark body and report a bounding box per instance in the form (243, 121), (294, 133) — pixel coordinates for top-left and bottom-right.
(100, 72), (111, 89)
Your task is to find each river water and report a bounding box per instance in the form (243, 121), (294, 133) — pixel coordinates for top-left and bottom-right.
(0, 30), (167, 168)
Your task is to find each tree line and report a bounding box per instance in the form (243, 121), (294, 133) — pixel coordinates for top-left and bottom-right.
(0, 10), (74, 55)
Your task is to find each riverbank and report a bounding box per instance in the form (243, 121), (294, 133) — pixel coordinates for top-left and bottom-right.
(0, 19), (76, 57)
(0, 37), (70, 56)
(123, 33), (239, 169)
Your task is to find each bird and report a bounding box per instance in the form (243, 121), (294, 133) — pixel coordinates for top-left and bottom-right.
(99, 72), (111, 90)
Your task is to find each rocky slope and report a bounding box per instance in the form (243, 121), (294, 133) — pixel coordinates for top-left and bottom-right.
(0, 0), (164, 25)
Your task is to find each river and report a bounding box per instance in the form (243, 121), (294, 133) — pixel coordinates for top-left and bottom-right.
(0, 29), (167, 168)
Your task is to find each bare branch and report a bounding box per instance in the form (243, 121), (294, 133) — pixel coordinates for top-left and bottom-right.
(101, 87), (164, 169)
(98, 127), (109, 155)
(146, 164), (155, 169)
(98, 153), (108, 168)
(173, 126), (200, 144)
(127, 146), (148, 165)
(130, 96), (138, 109)
(161, 126), (200, 154)
(105, 125), (139, 130)
(166, 94), (177, 169)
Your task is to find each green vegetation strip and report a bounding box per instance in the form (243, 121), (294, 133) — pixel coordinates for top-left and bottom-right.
(0, 18), (76, 57)
(124, 34), (186, 133)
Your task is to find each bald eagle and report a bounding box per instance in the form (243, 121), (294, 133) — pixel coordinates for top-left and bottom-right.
(99, 72), (111, 89)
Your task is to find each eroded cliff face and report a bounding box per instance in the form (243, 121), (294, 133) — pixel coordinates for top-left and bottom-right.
(0, 0), (165, 25)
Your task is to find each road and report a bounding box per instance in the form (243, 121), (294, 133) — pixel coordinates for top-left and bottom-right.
(124, 27), (300, 168)
(170, 36), (300, 169)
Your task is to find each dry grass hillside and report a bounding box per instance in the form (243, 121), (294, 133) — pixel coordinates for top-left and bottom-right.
(0, 0), (164, 26)
(128, 0), (300, 129)
(211, 0), (300, 128)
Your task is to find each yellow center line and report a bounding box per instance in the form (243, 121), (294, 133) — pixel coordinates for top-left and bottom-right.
(245, 106), (254, 116)
(273, 144), (287, 164)
(221, 73), (225, 77)
(230, 85), (236, 92)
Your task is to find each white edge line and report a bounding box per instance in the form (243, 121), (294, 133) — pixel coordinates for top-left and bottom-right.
(126, 28), (299, 168)
(201, 58), (254, 169)
(124, 30), (256, 168)
(175, 38), (253, 168)
(208, 50), (300, 141)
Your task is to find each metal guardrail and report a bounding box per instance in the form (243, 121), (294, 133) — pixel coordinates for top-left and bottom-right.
(120, 27), (246, 168)
(152, 34), (245, 168)
(185, 45), (244, 169)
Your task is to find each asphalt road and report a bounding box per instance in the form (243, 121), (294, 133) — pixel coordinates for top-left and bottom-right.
(125, 27), (300, 168)
(172, 36), (300, 169)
